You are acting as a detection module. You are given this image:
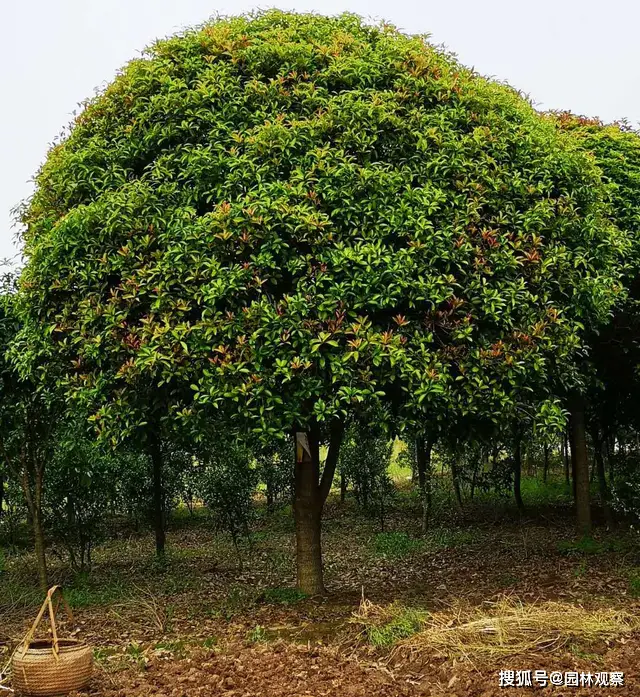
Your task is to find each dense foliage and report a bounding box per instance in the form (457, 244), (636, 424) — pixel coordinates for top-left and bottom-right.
(18, 12), (623, 444)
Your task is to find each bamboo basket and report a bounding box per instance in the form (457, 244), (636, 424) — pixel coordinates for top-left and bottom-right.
(11, 586), (93, 697)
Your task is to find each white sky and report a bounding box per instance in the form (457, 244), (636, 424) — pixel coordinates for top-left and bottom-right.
(2, 0), (639, 265)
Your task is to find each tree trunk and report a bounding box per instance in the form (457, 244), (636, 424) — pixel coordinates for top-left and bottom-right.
(149, 434), (166, 558)
(451, 460), (463, 513)
(563, 431), (570, 486)
(593, 431), (613, 527)
(569, 398), (592, 536)
(33, 510), (48, 592)
(266, 473), (274, 512)
(294, 430), (323, 595)
(293, 422), (344, 596)
(543, 443), (549, 484)
(21, 466), (48, 592)
(606, 436), (615, 485)
(0, 469), (4, 519)
(340, 471), (346, 503)
(569, 424), (577, 499)
(513, 435), (524, 512)
(470, 463), (478, 500)
(415, 436), (434, 535)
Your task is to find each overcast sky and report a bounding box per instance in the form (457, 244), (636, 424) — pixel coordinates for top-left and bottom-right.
(2, 0), (639, 265)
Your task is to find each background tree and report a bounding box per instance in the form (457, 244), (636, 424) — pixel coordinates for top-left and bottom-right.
(0, 273), (61, 590)
(551, 114), (640, 533)
(338, 418), (393, 529)
(196, 438), (258, 562)
(44, 426), (121, 572)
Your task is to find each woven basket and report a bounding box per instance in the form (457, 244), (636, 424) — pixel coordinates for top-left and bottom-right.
(10, 586), (93, 697)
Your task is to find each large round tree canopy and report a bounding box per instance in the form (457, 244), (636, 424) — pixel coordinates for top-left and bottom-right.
(18, 11), (623, 438)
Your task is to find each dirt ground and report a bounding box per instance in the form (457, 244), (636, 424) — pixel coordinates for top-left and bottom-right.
(2, 489), (640, 696)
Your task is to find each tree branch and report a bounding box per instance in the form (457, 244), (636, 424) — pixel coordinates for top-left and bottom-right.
(319, 419), (345, 505)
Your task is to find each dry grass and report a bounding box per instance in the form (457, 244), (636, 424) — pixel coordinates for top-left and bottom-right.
(354, 595), (639, 659)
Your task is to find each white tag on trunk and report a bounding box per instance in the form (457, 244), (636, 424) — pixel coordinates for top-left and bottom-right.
(295, 432), (312, 462)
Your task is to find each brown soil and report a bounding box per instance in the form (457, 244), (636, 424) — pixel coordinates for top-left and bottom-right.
(3, 495), (640, 696)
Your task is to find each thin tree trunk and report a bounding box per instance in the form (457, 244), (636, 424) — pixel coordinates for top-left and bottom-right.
(513, 434), (524, 512)
(563, 431), (570, 486)
(569, 398), (592, 536)
(149, 434), (166, 558)
(33, 511), (48, 592)
(0, 469), (4, 519)
(470, 463), (478, 500)
(415, 436), (434, 535)
(593, 430), (613, 527)
(569, 424), (577, 500)
(21, 466), (48, 592)
(606, 436), (615, 485)
(340, 472), (346, 503)
(543, 443), (549, 484)
(451, 460), (463, 513)
(266, 474), (274, 512)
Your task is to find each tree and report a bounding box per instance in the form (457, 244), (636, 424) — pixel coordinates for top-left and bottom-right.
(0, 273), (60, 590)
(18, 12), (623, 594)
(551, 114), (640, 533)
(196, 438), (258, 561)
(338, 418), (393, 528)
(44, 425), (120, 572)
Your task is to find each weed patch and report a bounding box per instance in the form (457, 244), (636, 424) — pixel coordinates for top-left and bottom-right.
(247, 625), (267, 644)
(426, 528), (483, 549)
(261, 587), (307, 605)
(372, 532), (423, 559)
(217, 585), (259, 619)
(558, 536), (627, 556)
(353, 599), (428, 648)
(627, 568), (640, 597)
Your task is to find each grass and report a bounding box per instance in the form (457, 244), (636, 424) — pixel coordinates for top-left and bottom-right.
(124, 641), (147, 666)
(574, 560), (588, 578)
(519, 477), (572, 506)
(628, 568), (640, 597)
(425, 527), (484, 549)
(65, 575), (130, 608)
(153, 639), (187, 658)
(261, 587), (307, 605)
(557, 535), (628, 556)
(353, 599), (428, 648)
(372, 531), (423, 559)
(247, 625), (268, 644)
(216, 585), (259, 619)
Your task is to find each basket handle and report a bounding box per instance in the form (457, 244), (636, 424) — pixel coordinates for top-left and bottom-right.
(20, 586), (74, 660)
